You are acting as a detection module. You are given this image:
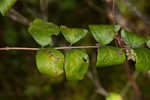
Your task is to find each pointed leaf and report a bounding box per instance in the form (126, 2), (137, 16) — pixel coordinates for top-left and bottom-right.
(96, 46), (126, 67)
(106, 93), (123, 100)
(28, 19), (60, 47)
(60, 26), (88, 45)
(65, 49), (89, 80)
(121, 29), (147, 48)
(36, 48), (64, 78)
(89, 25), (120, 46)
(0, 0), (17, 16)
(134, 48), (150, 72)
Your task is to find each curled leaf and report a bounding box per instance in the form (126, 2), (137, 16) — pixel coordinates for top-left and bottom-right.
(36, 48), (64, 78)
(65, 49), (89, 80)
(96, 46), (126, 67)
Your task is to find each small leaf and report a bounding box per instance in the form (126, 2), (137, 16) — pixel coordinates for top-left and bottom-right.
(0, 0), (17, 16)
(36, 48), (64, 78)
(65, 49), (89, 80)
(60, 26), (88, 45)
(28, 19), (60, 47)
(121, 29), (147, 48)
(89, 25), (120, 46)
(146, 39), (150, 48)
(106, 93), (123, 100)
(96, 46), (126, 67)
(134, 48), (150, 72)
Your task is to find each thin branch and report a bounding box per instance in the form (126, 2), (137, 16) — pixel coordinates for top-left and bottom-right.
(87, 52), (109, 97)
(124, 61), (141, 99)
(40, 0), (49, 21)
(0, 45), (100, 51)
(120, 0), (150, 28)
(87, 71), (109, 97)
(121, 71), (140, 98)
(7, 8), (30, 25)
(87, 0), (103, 14)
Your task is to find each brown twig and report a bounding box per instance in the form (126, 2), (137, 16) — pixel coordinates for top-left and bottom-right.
(121, 71), (140, 98)
(87, 0), (103, 14)
(40, 0), (49, 21)
(0, 45), (100, 51)
(7, 8), (30, 25)
(87, 52), (109, 97)
(120, 0), (150, 28)
(124, 61), (141, 99)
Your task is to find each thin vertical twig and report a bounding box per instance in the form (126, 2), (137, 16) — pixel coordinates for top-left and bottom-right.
(124, 61), (141, 99)
(40, 0), (49, 21)
(121, 71), (140, 97)
(87, 0), (103, 14)
(87, 52), (109, 97)
(120, 0), (150, 28)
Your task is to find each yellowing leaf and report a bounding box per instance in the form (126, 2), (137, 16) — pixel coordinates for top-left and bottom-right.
(36, 48), (64, 78)
(106, 93), (123, 100)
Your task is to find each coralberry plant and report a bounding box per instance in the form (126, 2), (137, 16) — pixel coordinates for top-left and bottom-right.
(0, 0), (150, 100)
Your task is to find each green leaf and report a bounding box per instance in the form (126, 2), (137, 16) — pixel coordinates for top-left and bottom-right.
(121, 29), (147, 48)
(0, 0), (17, 16)
(146, 39), (150, 48)
(60, 26), (88, 45)
(28, 19), (60, 47)
(65, 49), (89, 80)
(96, 46), (126, 67)
(36, 48), (64, 78)
(106, 93), (123, 100)
(134, 48), (150, 72)
(89, 25), (120, 46)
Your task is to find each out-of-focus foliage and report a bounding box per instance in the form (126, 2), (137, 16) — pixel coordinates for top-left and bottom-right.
(0, 0), (17, 15)
(0, 0), (150, 100)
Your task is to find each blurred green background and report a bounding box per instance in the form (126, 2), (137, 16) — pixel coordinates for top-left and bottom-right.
(0, 0), (150, 100)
